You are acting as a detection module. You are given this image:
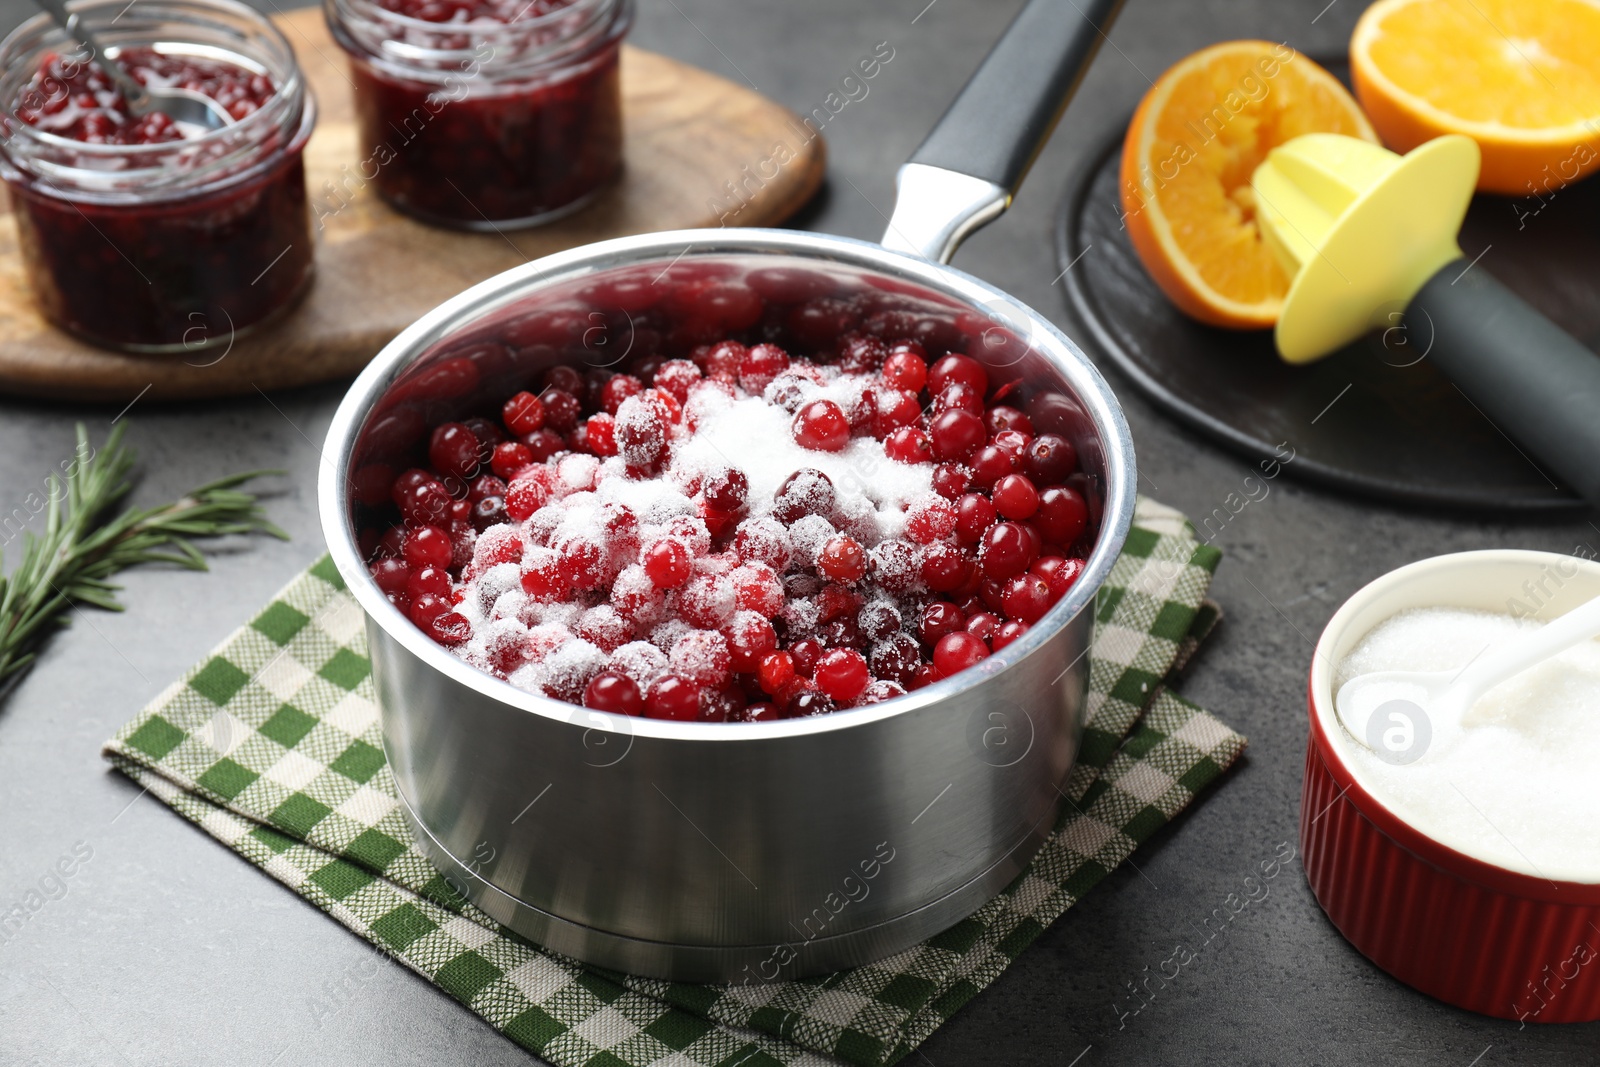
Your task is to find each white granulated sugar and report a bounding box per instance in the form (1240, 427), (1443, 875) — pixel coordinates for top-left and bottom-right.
(490, 589), (526, 622)
(608, 641), (668, 688)
(1333, 606), (1600, 881)
(650, 618), (692, 652)
(674, 392), (933, 543)
(540, 637), (607, 701)
(786, 514), (837, 567)
(474, 563), (522, 615)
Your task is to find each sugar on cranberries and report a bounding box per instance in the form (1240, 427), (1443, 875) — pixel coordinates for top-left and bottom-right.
(359, 317), (1097, 721)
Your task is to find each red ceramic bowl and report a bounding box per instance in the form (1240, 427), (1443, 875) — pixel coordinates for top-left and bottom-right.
(1302, 550), (1600, 1024)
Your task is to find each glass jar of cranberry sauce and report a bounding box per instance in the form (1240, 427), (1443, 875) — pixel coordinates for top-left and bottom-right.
(0, 0), (316, 353)
(326, 0), (630, 229)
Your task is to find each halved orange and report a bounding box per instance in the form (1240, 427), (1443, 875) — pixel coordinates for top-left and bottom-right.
(1120, 42), (1377, 330)
(1351, 0), (1600, 196)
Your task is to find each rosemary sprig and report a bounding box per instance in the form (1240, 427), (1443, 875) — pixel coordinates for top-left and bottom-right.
(0, 422), (287, 692)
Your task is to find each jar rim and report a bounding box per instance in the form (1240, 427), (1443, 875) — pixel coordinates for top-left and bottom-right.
(340, 0), (617, 37)
(326, 0), (630, 76)
(0, 0), (305, 168)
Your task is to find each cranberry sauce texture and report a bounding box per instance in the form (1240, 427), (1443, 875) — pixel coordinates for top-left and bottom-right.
(0, 2), (316, 352)
(348, 262), (1102, 724)
(346, 51), (620, 224)
(328, 0), (630, 227)
(16, 49), (278, 142)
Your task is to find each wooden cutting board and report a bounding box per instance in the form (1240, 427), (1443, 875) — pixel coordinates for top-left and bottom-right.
(0, 8), (825, 403)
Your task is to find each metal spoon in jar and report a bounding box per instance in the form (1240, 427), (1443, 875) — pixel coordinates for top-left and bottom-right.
(33, 0), (234, 132)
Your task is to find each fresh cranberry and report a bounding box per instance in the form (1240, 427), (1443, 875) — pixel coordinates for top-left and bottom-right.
(599, 374), (643, 415)
(881, 349), (927, 393)
(501, 391), (545, 436)
(857, 600), (902, 642)
(933, 631), (989, 676)
(397, 479), (452, 527)
(463, 417), (504, 448)
(790, 638), (825, 677)
(919, 601), (966, 646)
(859, 680), (906, 704)
(772, 469), (835, 524)
(992, 474), (1040, 519)
(371, 557), (410, 595)
(792, 399), (851, 452)
(908, 663), (940, 690)
(724, 613), (778, 671)
(969, 445), (1017, 489)
(698, 339), (746, 382)
(504, 473), (549, 521)
(1025, 433), (1078, 483)
(585, 671), (643, 716)
(839, 335), (887, 375)
(867, 538), (919, 594)
(645, 675), (701, 721)
(980, 521), (1035, 580)
(1001, 572), (1054, 623)
(738, 343), (790, 392)
(489, 441), (533, 480)
(931, 463), (971, 500)
(993, 619), (1028, 650)
(818, 536), (867, 583)
(523, 429), (567, 462)
(471, 496), (509, 531)
(427, 423), (480, 481)
(1036, 486), (1089, 545)
(737, 702), (783, 722)
(636, 539), (687, 589)
(920, 542), (973, 592)
(403, 526), (453, 569)
(928, 354), (988, 397)
(934, 381), (984, 416)
(964, 611), (999, 643)
(758, 650), (797, 695)
(789, 688), (837, 717)
(870, 633), (920, 685)
(703, 467), (749, 512)
(986, 406), (1033, 436)
(885, 427), (933, 465)
(955, 493), (998, 543)
(1045, 557), (1086, 598)
(814, 648), (870, 702)
(906, 495), (957, 544)
(874, 389), (922, 438)
(468, 474), (508, 503)
(584, 413), (618, 457)
(541, 388), (581, 432)
(928, 409), (985, 462)
(378, 526), (407, 559)
(653, 359), (702, 402)
(992, 429), (1031, 460)
(426, 611), (471, 645)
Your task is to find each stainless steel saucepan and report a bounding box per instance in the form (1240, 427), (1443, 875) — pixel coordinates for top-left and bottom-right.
(320, 0), (1133, 982)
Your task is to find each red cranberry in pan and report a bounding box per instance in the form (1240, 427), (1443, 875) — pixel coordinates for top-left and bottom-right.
(360, 311), (1102, 720)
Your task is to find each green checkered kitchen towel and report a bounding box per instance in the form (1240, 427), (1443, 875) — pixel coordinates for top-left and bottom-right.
(103, 495), (1245, 1067)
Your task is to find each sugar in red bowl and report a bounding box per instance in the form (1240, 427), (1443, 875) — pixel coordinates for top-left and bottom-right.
(1304, 550), (1600, 1024)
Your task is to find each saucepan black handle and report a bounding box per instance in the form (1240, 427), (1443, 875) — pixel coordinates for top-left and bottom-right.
(1406, 260), (1600, 507)
(908, 0), (1126, 195)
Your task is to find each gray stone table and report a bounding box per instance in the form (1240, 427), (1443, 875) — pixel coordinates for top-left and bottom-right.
(0, 0), (1596, 1063)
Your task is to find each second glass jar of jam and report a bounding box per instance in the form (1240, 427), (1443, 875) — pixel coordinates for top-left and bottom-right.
(0, 0), (316, 353)
(326, 0), (631, 229)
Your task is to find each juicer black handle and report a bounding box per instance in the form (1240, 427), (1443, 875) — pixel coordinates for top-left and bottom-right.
(1406, 259), (1600, 507)
(908, 0), (1125, 195)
